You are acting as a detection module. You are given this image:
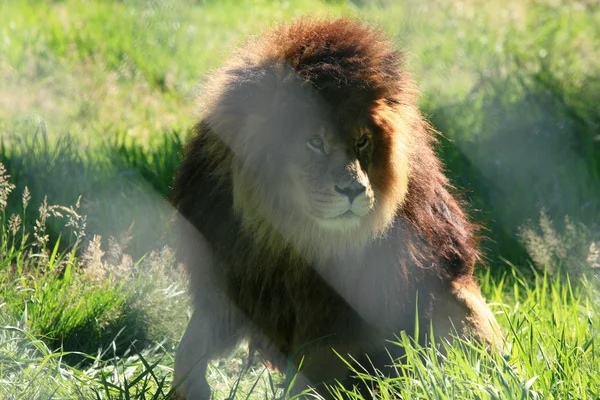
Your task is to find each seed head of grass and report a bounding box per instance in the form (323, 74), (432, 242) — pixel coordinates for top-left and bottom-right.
(519, 209), (599, 278)
(0, 163), (16, 212)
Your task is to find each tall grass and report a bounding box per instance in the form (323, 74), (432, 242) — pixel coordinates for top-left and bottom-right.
(0, 160), (188, 362)
(0, 122), (185, 258)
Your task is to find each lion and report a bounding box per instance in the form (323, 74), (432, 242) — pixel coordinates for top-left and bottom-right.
(170, 18), (502, 399)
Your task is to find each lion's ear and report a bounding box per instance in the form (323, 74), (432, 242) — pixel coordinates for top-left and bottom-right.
(202, 64), (288, 146)
(205, 66), (270, 131)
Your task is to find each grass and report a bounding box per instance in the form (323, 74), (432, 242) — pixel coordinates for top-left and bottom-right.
(1, 0), (600, 398)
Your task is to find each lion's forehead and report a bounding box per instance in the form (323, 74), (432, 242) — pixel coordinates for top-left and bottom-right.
(254, 67), (385, 145)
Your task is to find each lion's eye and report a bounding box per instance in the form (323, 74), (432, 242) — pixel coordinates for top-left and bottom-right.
(357, 134), (369, 150)
(307, 137), (325, 154)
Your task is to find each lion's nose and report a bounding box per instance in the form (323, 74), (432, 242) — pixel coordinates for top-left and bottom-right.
(334, 181), (366, 203)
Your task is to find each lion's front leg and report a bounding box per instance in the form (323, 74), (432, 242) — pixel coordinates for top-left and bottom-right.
(172, 310), (211, 400)
(282, 337), (369, 400)
(172, 307), (242, 400)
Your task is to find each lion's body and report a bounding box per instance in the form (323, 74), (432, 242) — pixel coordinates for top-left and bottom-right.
(171, 18), (501, 399)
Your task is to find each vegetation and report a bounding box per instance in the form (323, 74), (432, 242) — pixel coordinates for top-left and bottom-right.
(1, 0), (599, 398)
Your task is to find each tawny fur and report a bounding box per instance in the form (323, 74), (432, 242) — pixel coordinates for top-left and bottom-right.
(171, 18), (502, 399)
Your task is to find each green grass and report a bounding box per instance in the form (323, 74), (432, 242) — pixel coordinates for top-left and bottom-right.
(1, 0), (600, 398)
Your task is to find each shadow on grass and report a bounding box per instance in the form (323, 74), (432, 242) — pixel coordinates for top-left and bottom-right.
(0, 124), (187, 259)
(428, 62), (600, 272)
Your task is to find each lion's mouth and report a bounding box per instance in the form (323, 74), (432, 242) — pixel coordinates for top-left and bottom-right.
(312, 208), (362, 230)
(322, 204), (372, 220)
(308, 197), (373, 223)
(333, 210), (359, 219)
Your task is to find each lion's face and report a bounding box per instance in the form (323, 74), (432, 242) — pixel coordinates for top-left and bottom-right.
(286, 125), (376, 230)
(218, 66), (412, 255)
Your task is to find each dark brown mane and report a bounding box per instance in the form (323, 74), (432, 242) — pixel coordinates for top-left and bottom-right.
(403, 141), (481, 278)
(255, 17), (480, 279)
(266, 19), (406, 100)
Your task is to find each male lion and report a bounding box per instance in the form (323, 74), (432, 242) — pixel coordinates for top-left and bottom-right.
(171, 18), (501, 399)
